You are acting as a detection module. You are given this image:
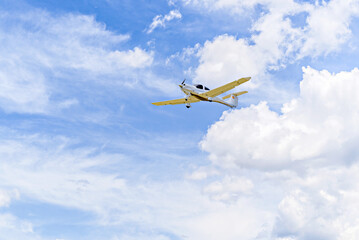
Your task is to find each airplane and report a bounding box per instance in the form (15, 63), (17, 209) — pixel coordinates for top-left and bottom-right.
(152, 77), (251, 108)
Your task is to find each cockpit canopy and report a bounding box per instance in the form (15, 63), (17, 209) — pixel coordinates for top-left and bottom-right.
(195, 84), (210, 91)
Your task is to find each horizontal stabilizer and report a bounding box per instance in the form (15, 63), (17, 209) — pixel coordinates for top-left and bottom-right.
(222, 91), (248, 100)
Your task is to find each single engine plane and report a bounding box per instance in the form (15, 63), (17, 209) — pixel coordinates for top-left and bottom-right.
(152, 77), (250, 108)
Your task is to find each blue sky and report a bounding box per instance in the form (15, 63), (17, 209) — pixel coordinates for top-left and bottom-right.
(2, 0), (359, 239)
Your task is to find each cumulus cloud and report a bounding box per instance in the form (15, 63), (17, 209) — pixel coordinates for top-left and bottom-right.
(185, 162), (359, 239)
(271, 165), (359, 239)
(201, 67), (359, 169)
(0, 10), (153, 114)
(194, 35), (271, 88)
(197, 66), (359, 239)
(147, 10), (182, 33)
(299, 0), (359, 57)
(183, 0), (359, 90)
(182, 9), (359, 239)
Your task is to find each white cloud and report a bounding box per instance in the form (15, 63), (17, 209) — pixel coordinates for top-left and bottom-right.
(0, 128), (276, 240)
(271, 165), (359, 239)
(197, 66), (359, 238)
(201, 67), (359, 169)
(183, 0), (359, 93)
(299, 0), (359, 57)
(186, 165), (219, 180)
(181, 0), (262, 12)
(204, 176), (253, 201)
(147, 10), (182, 33)
(185, 162), (359, 239)
(0, 137), (128, 213)
(0, 10), (153, 114)
(0, 213), (37, 239)
(177, 199), (274, 240)
(194, 35), (264, 88)
(0, 189), (19, 208)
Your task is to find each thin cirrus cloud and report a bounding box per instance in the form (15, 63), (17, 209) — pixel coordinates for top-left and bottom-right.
(0, 213), (34, 239)
(0, 10), (153, 114)
(0, 189), (34, 239)
(147, 10), (182, 34)
(0, 129), (233, 239)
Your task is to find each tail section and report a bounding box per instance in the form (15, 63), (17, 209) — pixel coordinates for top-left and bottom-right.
(222, 91), (248, 108)
(227, 94), (238, 107)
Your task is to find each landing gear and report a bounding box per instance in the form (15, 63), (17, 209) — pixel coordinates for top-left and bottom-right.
(185, 94), (191, 108)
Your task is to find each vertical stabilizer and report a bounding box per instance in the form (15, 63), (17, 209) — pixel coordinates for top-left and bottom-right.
(222, 91), (247, 108)
(227, 94), (238, 108)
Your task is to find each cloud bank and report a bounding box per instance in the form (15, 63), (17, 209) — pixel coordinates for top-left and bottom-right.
(201, 67), (359, 169)
(198, 67), (359, 239)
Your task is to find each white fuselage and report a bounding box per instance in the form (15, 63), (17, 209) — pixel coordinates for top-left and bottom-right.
(179, 83), (235, 108)
(152, 77), (250, 108)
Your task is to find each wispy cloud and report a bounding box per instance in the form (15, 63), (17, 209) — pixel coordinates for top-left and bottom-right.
(0, 127), (208, 237)
(0, 10), (153, 114)
(0, 213), (35, 239)
(147, 10), (182, 33)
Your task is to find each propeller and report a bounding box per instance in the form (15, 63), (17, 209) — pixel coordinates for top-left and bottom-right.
(181, 79), (186, 85)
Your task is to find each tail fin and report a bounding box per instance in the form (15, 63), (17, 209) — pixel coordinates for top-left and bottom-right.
(227, 94), (238, 107)
(223, 91), (247, 108)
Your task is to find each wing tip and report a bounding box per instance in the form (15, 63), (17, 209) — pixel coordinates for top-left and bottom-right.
(238, 77), (251, 83)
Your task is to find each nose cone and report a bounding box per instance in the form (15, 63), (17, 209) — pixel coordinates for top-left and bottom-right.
(179, 84), (183, 88)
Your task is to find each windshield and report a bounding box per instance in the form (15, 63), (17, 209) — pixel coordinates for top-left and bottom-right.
(195, 84), (210, 90)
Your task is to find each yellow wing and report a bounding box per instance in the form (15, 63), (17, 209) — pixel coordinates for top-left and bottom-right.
(201, 77), (251, 98)
(152, 95), (200, 106)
